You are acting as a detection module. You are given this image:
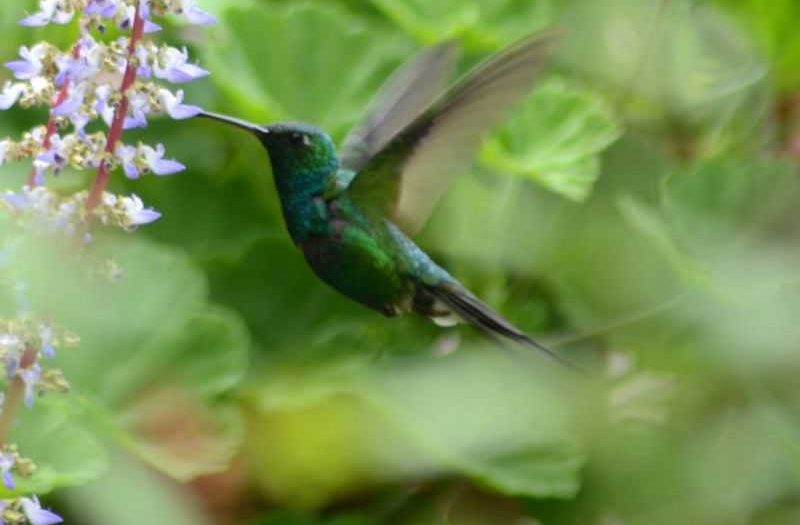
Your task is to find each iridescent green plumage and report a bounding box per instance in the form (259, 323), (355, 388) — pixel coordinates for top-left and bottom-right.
(197, 30), (573, 366)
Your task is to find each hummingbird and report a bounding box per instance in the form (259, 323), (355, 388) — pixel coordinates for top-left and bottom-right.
(197, 30), (573, 366)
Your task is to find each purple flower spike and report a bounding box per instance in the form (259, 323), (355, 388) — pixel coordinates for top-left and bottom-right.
(158, 89), (201, 119)
(143, 144), (185, 175)
(21, 496), (63, 525)
(180, 0), (217, 25)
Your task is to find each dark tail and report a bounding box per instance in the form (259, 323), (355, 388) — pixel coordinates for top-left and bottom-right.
(424, 282), (584, 372)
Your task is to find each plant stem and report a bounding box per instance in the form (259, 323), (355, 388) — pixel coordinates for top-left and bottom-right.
(0, 346), (38, 447)
(85, 3), (145, 212)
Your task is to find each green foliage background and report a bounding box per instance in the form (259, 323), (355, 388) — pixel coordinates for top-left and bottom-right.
(2, 0), (800, 524)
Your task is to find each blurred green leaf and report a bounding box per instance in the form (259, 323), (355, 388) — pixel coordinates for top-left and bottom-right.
(243, 352), (582, 509)
(662, 156), (799, 250)
(66, 450), (212, 525)
(482, 78), (623, 202)
(207, 2), (413, 139)
(0, 229), (248, 481)
(559, 0), (769, 150)
(714, 0), (800, 92)
(368, 0), (553, 48)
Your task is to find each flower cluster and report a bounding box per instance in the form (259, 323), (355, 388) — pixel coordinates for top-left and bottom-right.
(0, 0), (213, 232)
(0, 318), (78, 408)
(0, 1), (213, 522)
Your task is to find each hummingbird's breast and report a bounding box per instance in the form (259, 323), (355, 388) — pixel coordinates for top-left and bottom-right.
(298, 196), (411, 316)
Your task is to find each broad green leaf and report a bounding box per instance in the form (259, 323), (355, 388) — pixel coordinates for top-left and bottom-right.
(481, 78), (623, 202)
(206, 2), (414, 140)
(1, 398), (108, 496)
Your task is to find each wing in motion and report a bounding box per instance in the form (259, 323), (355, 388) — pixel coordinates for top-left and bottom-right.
(348, 29), (559, 235)
(339, 41), (460, 173)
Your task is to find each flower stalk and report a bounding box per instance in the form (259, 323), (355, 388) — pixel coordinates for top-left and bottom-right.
(86, 1), (144, 211)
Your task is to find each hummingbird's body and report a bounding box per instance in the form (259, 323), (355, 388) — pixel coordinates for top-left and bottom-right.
(199, 30), (573, 365)
(264, 124), (456, 322)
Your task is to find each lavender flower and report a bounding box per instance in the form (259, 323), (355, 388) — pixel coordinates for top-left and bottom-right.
(5, 44), (50, 80)
(153, 46), (209, 83)
(84, 0), (118, 18)
(20, 0), (76, 27)
(120, 194), (162, 227)
(0, 83), (26, 110)
(21, 496), (63, 525)
(0, 451), (15, 490)
(39, 325), (55, 359)
(158, 88), (202, 119)
(179, 0), (217, 25)
(20, 364), (42, 407)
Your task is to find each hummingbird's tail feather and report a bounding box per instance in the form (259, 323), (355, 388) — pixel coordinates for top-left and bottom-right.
(422, 282), (584, 372)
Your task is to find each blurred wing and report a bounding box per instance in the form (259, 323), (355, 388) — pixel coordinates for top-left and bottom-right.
(349, 29), (559, 235)
(339, 41), (460, 172)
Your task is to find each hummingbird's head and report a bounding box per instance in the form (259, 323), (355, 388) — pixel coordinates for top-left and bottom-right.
(197, 111), (338, 190)
(255, 122), (337, 170)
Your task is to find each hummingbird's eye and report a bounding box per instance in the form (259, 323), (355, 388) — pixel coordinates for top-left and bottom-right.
(289, 132), (312, 149)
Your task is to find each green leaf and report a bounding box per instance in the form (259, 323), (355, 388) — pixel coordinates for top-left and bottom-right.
(65, 450), (211, 525)
(559, 0), (768, 144)
(713, 0), (800, 92)
(206, 2), (414, 140)
(1, 398), (108, 496)
(481, 78), (623, 202)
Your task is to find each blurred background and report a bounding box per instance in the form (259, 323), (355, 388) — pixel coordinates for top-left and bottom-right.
(2, 0), (800, 524)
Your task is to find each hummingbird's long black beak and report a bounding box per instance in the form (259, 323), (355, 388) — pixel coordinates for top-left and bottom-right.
(196, 110), (268, 135)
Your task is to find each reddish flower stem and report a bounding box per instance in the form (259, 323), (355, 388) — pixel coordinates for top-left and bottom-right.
(0, 346), (39, 447)
(27, 44), (82, 187)
(85, 4), (145, 212)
